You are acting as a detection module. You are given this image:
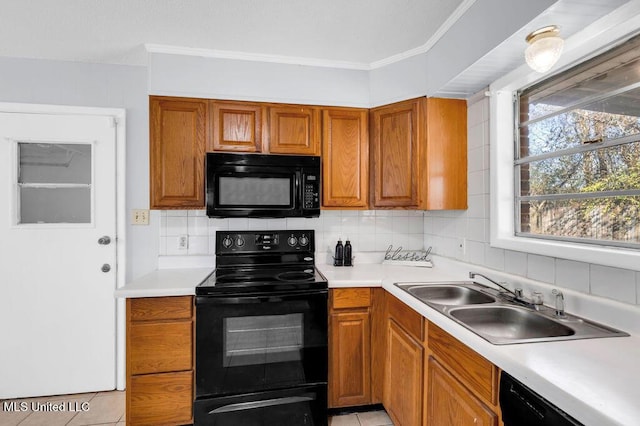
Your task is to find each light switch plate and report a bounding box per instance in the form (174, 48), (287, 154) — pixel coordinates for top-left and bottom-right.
(132, 209), (149, 225)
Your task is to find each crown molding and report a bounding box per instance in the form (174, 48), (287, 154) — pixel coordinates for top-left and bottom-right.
(144, 44), (371, 70)
(145, 0), (476, 72)
(369, 0), (476, 69)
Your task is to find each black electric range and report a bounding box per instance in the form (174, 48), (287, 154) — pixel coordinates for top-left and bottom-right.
(194, 230), (328, 426)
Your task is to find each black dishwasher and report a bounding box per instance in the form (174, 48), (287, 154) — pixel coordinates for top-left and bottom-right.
(500, 372), (583, 426)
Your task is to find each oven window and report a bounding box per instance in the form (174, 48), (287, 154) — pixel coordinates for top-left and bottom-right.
(224, 314), (303, 367)
(218, 177), (291, 206)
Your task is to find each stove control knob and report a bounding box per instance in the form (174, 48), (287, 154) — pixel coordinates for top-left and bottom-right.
(287, 236), (298, 247)
(299, 235), (309, 246)
(235, 237), (245, 247)
(222, 236), (233, 248)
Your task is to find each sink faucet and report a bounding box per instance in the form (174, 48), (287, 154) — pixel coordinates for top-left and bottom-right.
(468, 272), (518, 298)
(552, 289), (566, 318)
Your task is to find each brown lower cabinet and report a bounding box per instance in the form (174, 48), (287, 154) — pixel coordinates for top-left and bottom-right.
(328, 288), (373, 408)
(126, 296), (194, 426)
(427, 358), (497, 426)
(382, 297), (500, 426)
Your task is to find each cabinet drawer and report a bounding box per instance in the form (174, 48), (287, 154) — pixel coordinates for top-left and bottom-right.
(331, 288), (371, 310)
(387, 293), (423, 341)
(129, 296), (192, 321)
(129, 371), (193, 425)
(129, 321), (193, 375)
(428, 323), (497, 404)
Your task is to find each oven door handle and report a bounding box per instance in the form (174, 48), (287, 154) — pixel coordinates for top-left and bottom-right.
(196, 290), (327, 305)
(208, 395), (315, 414)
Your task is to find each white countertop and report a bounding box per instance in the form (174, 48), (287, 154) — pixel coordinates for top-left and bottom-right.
(115, 258), (640, 425)
(114, 268), (211, 298)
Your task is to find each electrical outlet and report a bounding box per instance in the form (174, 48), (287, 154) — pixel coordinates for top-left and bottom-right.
(456, 238), (466, 255)
(178, 235), (189, 250)
(132, 209), (149, 225)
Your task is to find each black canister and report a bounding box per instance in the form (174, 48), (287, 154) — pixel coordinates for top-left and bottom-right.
(334, 239), (344, 266)
(343, 239), (352, 266)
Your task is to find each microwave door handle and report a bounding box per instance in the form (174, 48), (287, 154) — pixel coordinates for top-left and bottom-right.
(209, 396), (316, 415)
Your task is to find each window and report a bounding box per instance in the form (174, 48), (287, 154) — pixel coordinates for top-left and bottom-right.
(516, 35), (640, 248)
(17, 142), (92, 224)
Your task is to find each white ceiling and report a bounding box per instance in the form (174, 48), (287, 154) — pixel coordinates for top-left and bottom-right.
(0, 0), (466, 67)
(0, 0), (633, 98)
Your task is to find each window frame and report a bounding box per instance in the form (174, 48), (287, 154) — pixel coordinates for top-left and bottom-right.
(489, 11), (640, 271)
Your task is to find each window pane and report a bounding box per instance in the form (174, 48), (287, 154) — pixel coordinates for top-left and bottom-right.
(520, 197), (640, 244)
(520, 38), (640, 122)
(19, 143), (91, 184)
(520, 141), (640, 196)
(20, 187), (91, 224)
(520, 95), (640, 158)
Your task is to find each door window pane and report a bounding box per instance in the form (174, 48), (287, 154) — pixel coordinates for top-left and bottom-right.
(18, 143), (92, 224)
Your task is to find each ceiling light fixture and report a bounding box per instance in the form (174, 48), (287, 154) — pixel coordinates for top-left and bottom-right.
(525, 25), (564, 73)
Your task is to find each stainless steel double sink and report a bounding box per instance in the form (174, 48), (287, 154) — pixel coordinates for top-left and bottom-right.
(395, 281), (628, 344)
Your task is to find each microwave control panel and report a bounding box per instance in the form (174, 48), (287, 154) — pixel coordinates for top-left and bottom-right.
(303, 174), (320, 209)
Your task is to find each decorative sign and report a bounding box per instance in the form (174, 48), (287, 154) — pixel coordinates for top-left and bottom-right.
(382, 245), (433, 267)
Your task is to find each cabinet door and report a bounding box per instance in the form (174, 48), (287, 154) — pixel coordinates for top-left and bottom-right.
(423, 98), (467, 210)
(329, 310), (371, 407)
(322, 108), (369, 208)
(129, 371), (194, 426)
(150, 97), (206, 208)
(384, 319), (423, 426)
(427, 357), (497, 426)
(210, 101), (264, 152)
(370, 98), (423, 208)
(268, 105), (321, 155)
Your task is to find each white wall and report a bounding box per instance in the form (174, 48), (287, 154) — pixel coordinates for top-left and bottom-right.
(0, 56), (156, 282)
(423, 93), (640, 306)
(148, 53), (370, 107)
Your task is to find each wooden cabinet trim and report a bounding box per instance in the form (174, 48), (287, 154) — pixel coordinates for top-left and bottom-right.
(387, 293), (423, 341)
(129, 296), (193, 321)
(428, 322), (498, 405)
(427, 357), (498, 426)
(331, 288), (372, 310)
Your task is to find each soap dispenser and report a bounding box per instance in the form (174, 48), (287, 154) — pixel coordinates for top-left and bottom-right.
(334, 239), (344, 266)
(343, 239), (352, 266)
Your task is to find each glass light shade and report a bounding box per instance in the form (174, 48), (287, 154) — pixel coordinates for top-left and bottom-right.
(525, 36), (564, 73)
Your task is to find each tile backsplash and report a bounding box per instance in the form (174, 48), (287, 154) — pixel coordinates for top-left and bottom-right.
(158, 209), (425, 257)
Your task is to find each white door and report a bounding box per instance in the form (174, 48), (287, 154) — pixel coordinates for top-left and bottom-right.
(0, 112), (117, 399)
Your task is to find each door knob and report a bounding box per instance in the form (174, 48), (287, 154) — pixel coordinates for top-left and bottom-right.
(98, 236), (111, 245)
(101, 264), (111, 273)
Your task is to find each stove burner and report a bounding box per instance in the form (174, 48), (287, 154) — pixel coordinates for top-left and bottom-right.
(215, 274), (258, 284)
(276, 270), (315, 282)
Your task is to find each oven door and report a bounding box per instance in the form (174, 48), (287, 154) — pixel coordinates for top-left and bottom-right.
(195, 289), (328, 398)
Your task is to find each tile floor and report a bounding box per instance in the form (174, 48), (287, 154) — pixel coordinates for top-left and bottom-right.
(0, 391), (124, 426)
(1, 391), (392, 426)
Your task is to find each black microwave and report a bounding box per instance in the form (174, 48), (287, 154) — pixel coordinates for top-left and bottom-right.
(206, 152), (321, 218)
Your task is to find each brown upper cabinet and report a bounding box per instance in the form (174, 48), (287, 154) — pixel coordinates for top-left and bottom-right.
(268, 105), (321, 155)
(370, 97), (467, 210)
(322, 108), (369, 209)
(149, 96), (207, 209)
(149, 95), (466, 210)
(209, 100), (265, 152)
